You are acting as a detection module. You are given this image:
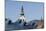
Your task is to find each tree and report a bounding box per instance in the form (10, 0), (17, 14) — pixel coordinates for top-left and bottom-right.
(5, 18), (7, 21)
(8, 20), (12, 24)
(23, 22), (27, 26)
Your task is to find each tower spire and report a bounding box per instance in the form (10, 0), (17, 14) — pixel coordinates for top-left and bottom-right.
(21, 5), (23, 11)
(20, 6), (24, 16)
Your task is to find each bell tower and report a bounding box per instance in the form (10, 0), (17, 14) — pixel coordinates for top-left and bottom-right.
(18, 6), (26, 24)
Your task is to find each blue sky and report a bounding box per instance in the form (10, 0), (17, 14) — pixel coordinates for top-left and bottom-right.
(5, 0), (44, 22)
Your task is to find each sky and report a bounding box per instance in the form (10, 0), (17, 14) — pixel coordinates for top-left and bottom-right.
(5, 0), (44, 22)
